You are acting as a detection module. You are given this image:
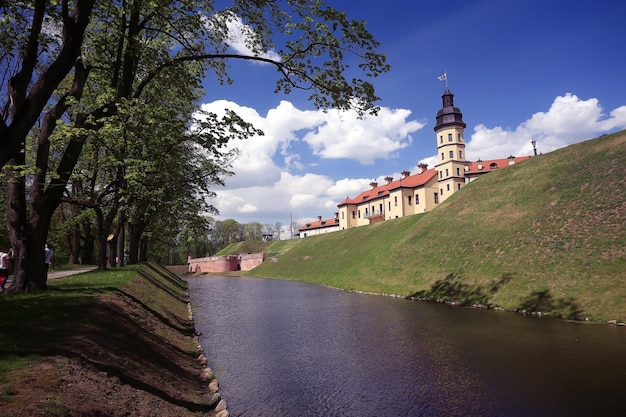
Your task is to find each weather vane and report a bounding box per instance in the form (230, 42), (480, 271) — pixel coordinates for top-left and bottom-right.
(437, 70), (448, 87)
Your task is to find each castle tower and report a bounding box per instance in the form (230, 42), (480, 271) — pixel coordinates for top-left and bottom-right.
(434, 85), (466, 203)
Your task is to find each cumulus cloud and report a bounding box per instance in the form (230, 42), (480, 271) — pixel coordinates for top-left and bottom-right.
(208, 13), (281, 62)
(195, 99), (423, 229)
(467, 93), (626, 160)
(302, 108), (425, 164)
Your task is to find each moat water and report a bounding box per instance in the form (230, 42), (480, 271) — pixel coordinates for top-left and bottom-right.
(187, 276), (626, 417)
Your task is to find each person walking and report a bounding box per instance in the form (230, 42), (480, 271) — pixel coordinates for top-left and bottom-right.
(0, 247), (10, 291)
(44, 243), (54, 276)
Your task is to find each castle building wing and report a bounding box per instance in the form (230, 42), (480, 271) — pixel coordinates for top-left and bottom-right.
(298, 83), (534, 236)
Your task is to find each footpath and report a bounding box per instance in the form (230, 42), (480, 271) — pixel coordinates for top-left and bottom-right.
(1, 266), (98, 289)
(47, 266), (98, 280)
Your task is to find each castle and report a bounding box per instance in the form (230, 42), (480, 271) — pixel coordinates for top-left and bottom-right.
(299, 86), (531, 237)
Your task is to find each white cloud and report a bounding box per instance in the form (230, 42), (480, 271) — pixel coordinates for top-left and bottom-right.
(195, 99), (422, 226)
(221, 14), (282, 62)
(467, 93), (626, 160)
(326, 178), (373, 200)
(302, 108), (425, 164)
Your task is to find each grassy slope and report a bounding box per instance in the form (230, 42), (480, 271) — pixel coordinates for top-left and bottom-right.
(0, 264), (218, 416)
(216, 240), (271, 256)
(247, 131), (626, 322)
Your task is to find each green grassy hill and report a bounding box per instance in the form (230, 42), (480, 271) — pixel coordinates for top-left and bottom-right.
(217, 240), (272, 256)
(246, 131), (626, 322)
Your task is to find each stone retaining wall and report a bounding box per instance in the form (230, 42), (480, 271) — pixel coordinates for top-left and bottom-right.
(239, 253), (266, 271)
(187, 252), (265, 273)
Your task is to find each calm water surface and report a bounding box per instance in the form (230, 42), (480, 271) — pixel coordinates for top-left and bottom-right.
(187, 276), (626, 417)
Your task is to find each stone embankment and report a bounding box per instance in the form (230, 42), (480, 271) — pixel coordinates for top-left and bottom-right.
(187, 252), (266, 273)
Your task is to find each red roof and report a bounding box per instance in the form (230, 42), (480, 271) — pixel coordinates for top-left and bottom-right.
(465, 156), (531, 174)
(338, 169), (437, 206)
(299, 217), (340, 232)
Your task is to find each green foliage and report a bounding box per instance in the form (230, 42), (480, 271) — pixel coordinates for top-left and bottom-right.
(1, 0), (389, 286)
(248, 131), (626, 322)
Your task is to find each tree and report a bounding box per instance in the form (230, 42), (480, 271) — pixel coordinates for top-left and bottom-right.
(291, 221), (300, 239)
(274, 222), (283, 240)
(1, 0), (389, 292)
(243, 222), (265, 242)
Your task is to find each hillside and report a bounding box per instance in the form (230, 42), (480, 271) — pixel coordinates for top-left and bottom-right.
(217, 240), (271, 256)
(247, 131), (626, 322)
(0, 264), (225, 416)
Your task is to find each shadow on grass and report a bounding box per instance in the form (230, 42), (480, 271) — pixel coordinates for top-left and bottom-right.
(519, 289), (584, 320)
(408, 273), (585, 320)
(408, 273), (512, 307)
(0, 264), (213, 412)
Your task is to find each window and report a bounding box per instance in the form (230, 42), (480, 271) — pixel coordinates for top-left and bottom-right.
(457, 184), (462, 190)
(449, 150), (454, 158)
(434, 193), (439, 203)
(441, 152), (444, 160)
(440, 188), (443, 195)
(457, 168), (460, 175)
(408, 195), (412, 205)
(447, 184), (450, 191)
(388, 201), (391, 211)
(458, 134), (462, 142)
(415, 194), (420, 204)
(445, 168), (449, 177)
(448, 133), (452, 142)
(394, 196), (398, 206)
(365, 208), (369, 216)
(459, 150), (463, 158)
(358, 210), (361, 218)
(380, 203), (383, 213)
(342, 212), (345, 219)
(440, 135), (443, 144)
(438, 171), (442, 179)
(351, 211), (356, 219)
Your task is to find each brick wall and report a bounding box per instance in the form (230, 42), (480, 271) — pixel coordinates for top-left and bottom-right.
(187, 253), (266, 273)
(239, 253), (266, 271)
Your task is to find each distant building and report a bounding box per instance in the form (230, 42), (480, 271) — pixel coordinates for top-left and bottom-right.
(300, 86), (531, 235)
(298, 214), (340, 237)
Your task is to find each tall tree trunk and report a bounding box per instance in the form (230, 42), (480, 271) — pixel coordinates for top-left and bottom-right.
(70, 225), (81, 264)
(116, 209), (126, 267)
(5, 155), (48, 292)
(4, 62), (90, 291)
(139, 235), (149, 262)
(94, 200), (121, 269)
(67, 180), (82, 264)
(108, 235), (117, 267)
(127, 221), (146, 264)
(82, 218), (95, 264)
(94, 207), (108, 270)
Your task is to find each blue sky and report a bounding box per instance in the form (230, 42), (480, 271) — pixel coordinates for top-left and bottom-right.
(197, 0), (626, 235)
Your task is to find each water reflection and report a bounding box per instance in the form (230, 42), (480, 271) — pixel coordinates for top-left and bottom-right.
(187, 276), (626, 417)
